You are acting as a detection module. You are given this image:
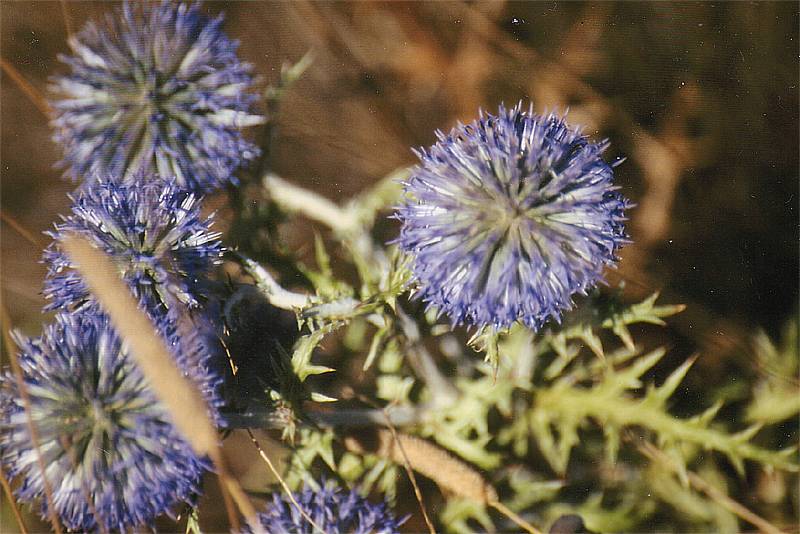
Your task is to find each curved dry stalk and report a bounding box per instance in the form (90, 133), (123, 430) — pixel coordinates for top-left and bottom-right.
(344, 429), (497, 504)
(359, 395), (435, 534)
(344, 429), (544, 533)
(0, 463), (28, 534)
(60, 235), (264, 534)
(637, 440), (786, 534)
(244, 429), (326, 534)
(1, 302), (63, 534)
(0, 57), (52, 117)
(0, 211), (44, 249)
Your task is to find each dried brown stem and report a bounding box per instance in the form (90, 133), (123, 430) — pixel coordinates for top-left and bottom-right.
(60, 235), (263, 534)
(0, 302), (63, 534)
(355, 395), (435, 534)
(0, 57), (52, 117)
(0, 211), (44, 248)
(0, 463), (28, 534)
(245, 428), (325, 534)
(638, 440), (786, 534)
(344, 429), (497, 504)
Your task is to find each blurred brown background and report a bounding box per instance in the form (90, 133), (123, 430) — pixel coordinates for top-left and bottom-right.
(1, 1), (798, 528)
(3, 0), (797, 352)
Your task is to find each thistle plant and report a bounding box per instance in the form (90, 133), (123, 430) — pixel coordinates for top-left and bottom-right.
(2, 3), (797, 534)
(50, 0), (262, 192)
(396, 104), (630, 329)
(43, 175), (223, 318)
(0, 312), (211, 532)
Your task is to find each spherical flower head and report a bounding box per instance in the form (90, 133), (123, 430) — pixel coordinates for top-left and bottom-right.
(244, 482), (404, 534)
(43, 175), (224, 319)
(0, 312), (211, 532)
(50, 0), (263, 192)
(396, 104), (631, 330)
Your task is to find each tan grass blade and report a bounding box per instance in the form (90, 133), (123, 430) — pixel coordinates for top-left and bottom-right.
(61, 235), (265, 534)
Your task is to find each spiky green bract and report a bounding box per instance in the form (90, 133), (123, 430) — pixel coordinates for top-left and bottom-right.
(243, 482), (404, 534)
(43, 175), (223, 319)
(50, 0), (262, 192)
(396, 104), (630, 330)
(0, 312), (210, 532)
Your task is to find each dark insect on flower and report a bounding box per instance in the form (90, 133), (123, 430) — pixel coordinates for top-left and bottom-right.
(0, 312), (212, 532)
(50, 0), (263, 192)
(396, 104), (631, 330)
(43, 175), (223, 319)
(243, 482), (404, 534)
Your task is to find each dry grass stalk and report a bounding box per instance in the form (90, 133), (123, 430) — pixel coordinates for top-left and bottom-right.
(637, 440), (785, 534)
(344, 429), (497, 504)
(378, 414), (436, 534)
(0, 57), (52, 117)
(60, 235), (265, 534)
(0, 211), (44, 248)
(1, 302), (64, 534)
(61, 235), (217, 457)
(245, 428), (325, 534)
(344, 429), (544, 533)
(0, 463), (28, 534)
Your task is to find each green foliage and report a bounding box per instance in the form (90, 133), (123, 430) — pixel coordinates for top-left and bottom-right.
(746, 319), (800, 425)
(233, 173), (798, 533)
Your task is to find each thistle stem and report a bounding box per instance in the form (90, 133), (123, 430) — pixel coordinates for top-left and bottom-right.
(263, 173), (359, 233)
(221, 406), (420, 430)
(230, 251), (311, 310)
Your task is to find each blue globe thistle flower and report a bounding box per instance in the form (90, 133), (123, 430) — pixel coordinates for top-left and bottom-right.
(0, 312), (212, 532)
(50, 0), (263, 192)
(396, 104), (631, 330)
(43, 175), (224, 319)
(244, 482), (404, 534)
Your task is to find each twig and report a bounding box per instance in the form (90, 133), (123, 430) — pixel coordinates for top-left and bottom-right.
(0, 463), (28, 534)
(263, 173), (358, 233)
(637, 440), (786, 534)
(245, 429), (325, 534)
(231, 251), (311, 310)
(0, 302), (64, 534)
(356, 396), (435, 534)
(489, 500), (543, 534)
(0, 211), (44, 248)
(60, 0), (74, 39)
(222, 405), (420, 430)
(396, 306), (460, 407)
(0, 57), (52, 117)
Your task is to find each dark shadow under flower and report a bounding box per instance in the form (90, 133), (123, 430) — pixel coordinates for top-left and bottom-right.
(43, 175), (223, 320)
(243, 481), (404, 534)
(396, 104), (631, 330)
(50, 0), (263, 192)
(0, 311), (212, 532)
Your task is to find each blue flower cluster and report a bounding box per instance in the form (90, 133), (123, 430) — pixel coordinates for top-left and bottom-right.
(1, 2), (247, 530)
(396, 104), (631, 330)
(50, 0), (262, 192)
(43, 176), (223, 317)
(3, 0), (634, 529)
(245, 482), (404, 534)
(0, 313), (209, 532)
